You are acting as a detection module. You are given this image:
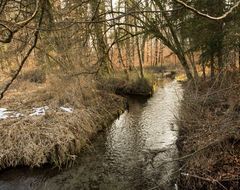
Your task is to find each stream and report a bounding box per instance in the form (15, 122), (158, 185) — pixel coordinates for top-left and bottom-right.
(0, 80), (183, 190)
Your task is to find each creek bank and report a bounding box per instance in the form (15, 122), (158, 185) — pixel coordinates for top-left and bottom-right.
(176, 73), (240, 190)
(0, 80), (183, 190)
(0, 81), (127, 170)
(115, 78), (154, 97)
(0, 71), (174, 170)
(99, 70), (176, 97)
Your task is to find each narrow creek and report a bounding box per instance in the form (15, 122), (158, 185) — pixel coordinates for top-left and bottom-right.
(0, 80), (183, 190)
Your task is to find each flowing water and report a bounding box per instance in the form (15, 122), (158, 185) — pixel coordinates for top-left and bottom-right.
(0, 80), (183, 190)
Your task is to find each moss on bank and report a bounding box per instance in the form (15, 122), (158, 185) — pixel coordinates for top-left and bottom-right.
(177, 73), (240, 190)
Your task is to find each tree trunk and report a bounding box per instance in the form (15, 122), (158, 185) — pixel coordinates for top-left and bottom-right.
(210, 54), (215, 79)
(146, 38), (149, 65)
(110, 0), (129, 79)
(202, 61), (206, 80)
(136, 35), (144, 78)
(177, 53), (194, 80)
(150, 38), (153, 66)
(141, 35), (147, 67)
(188, 52), (199, 80)
(239, 44), (240, 72)
(134, 18), (144, 78)
(217, 47), (223, 73)
(154, 38), (159, 66)
(90, 1), (110, 75)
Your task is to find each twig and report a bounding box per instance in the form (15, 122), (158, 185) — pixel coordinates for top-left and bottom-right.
(156, 141), (218, 169)
(181, 173), (228, 190)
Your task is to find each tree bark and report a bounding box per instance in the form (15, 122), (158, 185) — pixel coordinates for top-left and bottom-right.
(154, 38), (159, 66)
(210, 54), (215, 79)
(202, 61), (206, 80)
(188, 52), (199, 80)
(90, 1), (111, 75)
(239, 43), (240, 72)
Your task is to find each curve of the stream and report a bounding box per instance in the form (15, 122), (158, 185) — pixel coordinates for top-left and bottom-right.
(0, 80), (183, 190)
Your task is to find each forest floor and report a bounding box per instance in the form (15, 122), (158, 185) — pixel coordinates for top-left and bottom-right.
(177, 72), (240, 190)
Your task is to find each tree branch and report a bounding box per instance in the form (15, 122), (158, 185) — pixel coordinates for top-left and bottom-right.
(174, 0), (240, 20)
(0, 2), (44, 100)
(0, 0), (40, 43)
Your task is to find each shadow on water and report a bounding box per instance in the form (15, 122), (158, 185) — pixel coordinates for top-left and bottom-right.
(0, 81), (183, 190)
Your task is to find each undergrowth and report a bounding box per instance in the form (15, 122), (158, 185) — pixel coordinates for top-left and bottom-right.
(177, 72), (240, 190)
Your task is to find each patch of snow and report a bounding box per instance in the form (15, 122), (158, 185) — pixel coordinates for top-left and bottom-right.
(0, 108), (9, 119)
(10, 112), (24, 118)
(1, 105), (73, 120)
(0, 108), (23, 119)
(29, 106), (49, 116)
(60, 107), (73, 113)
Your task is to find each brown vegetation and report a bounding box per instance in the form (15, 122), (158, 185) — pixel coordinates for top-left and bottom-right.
(177, 72), (240, 190)
(0, 75), (126, 169)
(1, 1), (240, 184)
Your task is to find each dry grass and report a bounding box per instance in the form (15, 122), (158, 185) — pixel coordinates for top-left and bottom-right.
(0, 74), (126, 170)
(177, 72), (240, 190)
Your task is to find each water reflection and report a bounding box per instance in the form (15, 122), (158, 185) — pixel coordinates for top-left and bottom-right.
(0, 81), (183, 190)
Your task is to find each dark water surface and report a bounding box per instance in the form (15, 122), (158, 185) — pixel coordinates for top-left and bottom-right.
(0, 81), (183, 190)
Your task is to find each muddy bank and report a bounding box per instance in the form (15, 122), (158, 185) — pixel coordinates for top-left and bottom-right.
(177, 73), (240, 190)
